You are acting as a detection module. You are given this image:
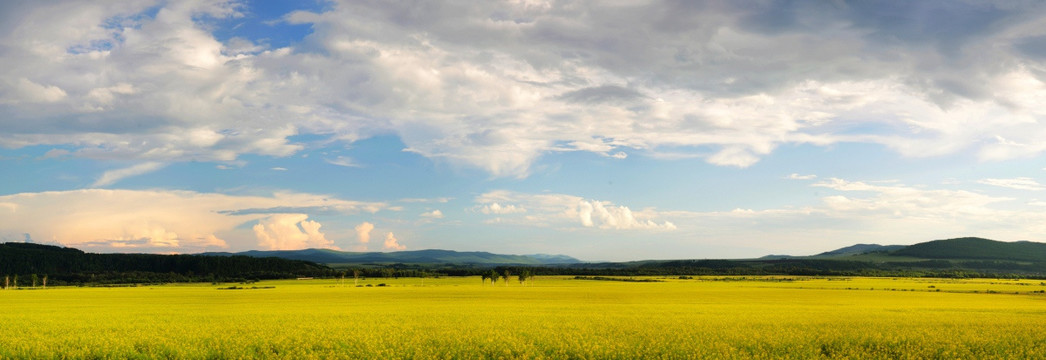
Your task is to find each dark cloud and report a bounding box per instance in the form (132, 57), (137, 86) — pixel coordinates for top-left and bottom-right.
(843, 1), (1016, 51)
(1014, 35), (1046, 59)
(557, 85), (646, 104)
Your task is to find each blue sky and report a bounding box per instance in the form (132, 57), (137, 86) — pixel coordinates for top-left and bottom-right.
(3, 1), (1046, 261)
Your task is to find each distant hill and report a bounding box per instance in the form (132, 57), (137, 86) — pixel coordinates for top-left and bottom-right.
(8, 237), (1046, 285)
(0, 242), (329, 285)
(199, 248), (582, 266)
(758, 254), (798, 260)
(816, 244), (905, 257)
(891, 237), (1046, 262)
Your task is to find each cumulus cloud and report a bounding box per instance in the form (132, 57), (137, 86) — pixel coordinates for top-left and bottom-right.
(0, 189), (387, 253)
(2, 1), (1046, 177)
(93, 162), (166, 187)
(577, 200), (677, 230)
(475, 190), (675, 230)
(383, 232), (405, 251)
(977, 177), (1046, 191)
(479, 202), (526, 215)
(252, 214), (335, 250)
(355, 222), (374, 244)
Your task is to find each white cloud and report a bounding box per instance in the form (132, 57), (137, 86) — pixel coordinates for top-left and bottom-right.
(42, 149), (71, 159)
(354, 222), (375, 244)
(479, 202), (526, 215)
(2, 78), (67, 104)
(787, 173), (817, 180)
(977, 177), (1046, 191)
(473, 178), (1046, 256)
(0, 189), (387, 253)
(252, 214), (335, 250)
(2, 2), (1046, 176)
(325, 156), (361, 168)
(812, 178), (1013, 219)
(421, 209), (443, 219)
(475, 190), (675, 230)
(383, 232), (405, 251)
(93, 162), (166, 187)
(577, 200), (677, 230)
(271, 167), (288, 171)
(399, 197), (453, 203)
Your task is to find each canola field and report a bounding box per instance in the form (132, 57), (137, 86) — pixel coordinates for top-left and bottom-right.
(3, 276), (1046, 359)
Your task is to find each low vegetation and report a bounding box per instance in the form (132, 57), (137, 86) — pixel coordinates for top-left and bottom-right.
(3, 276), (1046, 358)
(8, 238), (1046, 288)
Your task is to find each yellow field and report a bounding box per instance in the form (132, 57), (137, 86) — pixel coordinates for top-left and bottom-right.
(3, 276), (1046, 359)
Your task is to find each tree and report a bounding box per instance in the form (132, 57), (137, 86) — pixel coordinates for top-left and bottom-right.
(481, 273), (490, 285)
(518, 270), (533, 286)
(12, 275), (17, 289)
(488, 270), (499, 286)
(42, 275), (47, 288)
(31, 274), (38, 288)
(353, 269), (361, 286)
(3, 275), (7, 290)
(502, 270), (511, 286)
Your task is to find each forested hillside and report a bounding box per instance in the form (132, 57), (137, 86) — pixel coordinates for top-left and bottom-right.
(890, 237), (1046, 262)
(0, 242), (329, 285)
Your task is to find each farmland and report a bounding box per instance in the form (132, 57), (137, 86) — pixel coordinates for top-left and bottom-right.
(3, 276), (1046, 359)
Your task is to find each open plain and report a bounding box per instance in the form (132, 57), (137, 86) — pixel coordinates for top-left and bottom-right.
(4, 276), (1046, 359)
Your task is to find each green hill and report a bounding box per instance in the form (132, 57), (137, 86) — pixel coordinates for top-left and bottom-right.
(890, 237), (1046, 262)
(815, 244), (905, 257)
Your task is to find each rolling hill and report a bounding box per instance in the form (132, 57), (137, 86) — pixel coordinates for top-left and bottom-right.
(199, 248), (582, 265)
(810, 237), (1046, 262)
(814, 243), (905, 257)
(890, 237), (1046, 262)
(7, 237), (1046, 285)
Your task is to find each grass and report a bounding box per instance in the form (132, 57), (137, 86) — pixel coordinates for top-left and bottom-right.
(3, 276), (1046, 358)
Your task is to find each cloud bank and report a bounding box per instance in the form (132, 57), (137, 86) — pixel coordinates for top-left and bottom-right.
(4, 1), (1046, 178)
(474, 177), (1046, 255)
(0, 189), (386, 252)
(475, 190), (676, 230)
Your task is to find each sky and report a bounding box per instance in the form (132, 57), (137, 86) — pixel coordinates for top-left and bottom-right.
(2, 0), (1046, 261)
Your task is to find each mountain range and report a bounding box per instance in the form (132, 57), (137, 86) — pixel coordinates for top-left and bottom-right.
(199, 248), (582, 266)
(6, 237), (1046, 285)
(200, 237), (1046, 265)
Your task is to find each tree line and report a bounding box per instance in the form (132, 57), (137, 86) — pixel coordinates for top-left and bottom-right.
(0, 242), (329, 286)
(7, 242), (1046, 287)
